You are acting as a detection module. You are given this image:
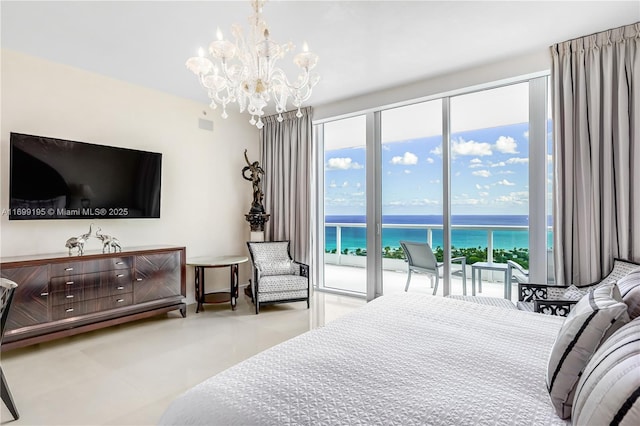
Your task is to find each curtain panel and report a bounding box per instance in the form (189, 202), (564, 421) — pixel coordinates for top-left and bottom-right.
(551, 22), (640, 285)
(260, 107), (313, 264)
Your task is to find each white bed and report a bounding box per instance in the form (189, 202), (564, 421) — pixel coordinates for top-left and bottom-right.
(159, 294), (569, 425)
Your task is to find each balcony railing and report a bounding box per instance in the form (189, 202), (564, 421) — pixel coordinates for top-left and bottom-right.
(324, 222), (535, 270)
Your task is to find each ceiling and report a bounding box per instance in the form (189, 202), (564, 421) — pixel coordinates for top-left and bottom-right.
(2, 1), (638, 109)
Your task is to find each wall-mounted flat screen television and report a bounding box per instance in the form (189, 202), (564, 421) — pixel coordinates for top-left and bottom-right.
(9, 132), (162, 220)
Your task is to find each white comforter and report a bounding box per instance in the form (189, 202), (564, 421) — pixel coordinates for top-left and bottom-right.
(159, 294), (568, 425)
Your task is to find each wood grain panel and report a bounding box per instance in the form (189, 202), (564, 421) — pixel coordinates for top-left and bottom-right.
(0, 265), (50, 329)
(134, 252), (182, 303)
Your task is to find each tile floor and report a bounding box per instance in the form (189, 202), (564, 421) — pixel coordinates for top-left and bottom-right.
(0, 290), (364, 425)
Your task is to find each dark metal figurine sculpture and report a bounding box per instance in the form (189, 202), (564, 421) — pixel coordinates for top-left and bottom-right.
(242, 149), (270, 232)
(242, 149), (266, 214)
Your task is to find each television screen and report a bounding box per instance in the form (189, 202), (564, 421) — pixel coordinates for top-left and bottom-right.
(9, 133), (162, 220)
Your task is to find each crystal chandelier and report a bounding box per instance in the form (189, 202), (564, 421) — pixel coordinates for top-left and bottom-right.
(186, 0), (319, 129)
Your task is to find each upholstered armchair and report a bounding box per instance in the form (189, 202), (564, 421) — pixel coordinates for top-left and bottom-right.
(246, 241), (310, 314)
(517, 258), (640, 316)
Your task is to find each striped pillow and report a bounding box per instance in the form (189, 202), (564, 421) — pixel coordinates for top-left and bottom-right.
(572, 317), (640, 425)
(617, 267), (640, 319)
(546, 282), (630, 419)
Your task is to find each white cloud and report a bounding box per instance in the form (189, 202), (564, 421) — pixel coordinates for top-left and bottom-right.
(469, 158), (483, 168)
(475, 184), (482, 189)
(452, 138), (492, 156)
(326, 157), (363, 170)
(426, 157), (435, 164)
(497, 179), (516, 186)
(494, 136), (518, 154)
(479, 191), (489, 197)
(490, 161), (506, 168)
(404, 169), (411, 174)
(495, 191), (529, 205)
(524, 130), (529, 139)
(452, 198), (484, 205)
(472, 170), (492, 178)
(329, 180), (337, 188)
(342, 181), (349, 187)
(391, 151), (418, 165)
(506, 157), (528, 164)
(497, 170), (515, 175)
(429, 179), (441, 184)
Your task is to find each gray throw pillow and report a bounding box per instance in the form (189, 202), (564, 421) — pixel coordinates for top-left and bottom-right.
(546, 282), (630, 419)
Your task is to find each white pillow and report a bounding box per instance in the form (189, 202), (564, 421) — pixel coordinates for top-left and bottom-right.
(546, 282), (630, 419)
(572, 317), (640, 425)
(562, 284), (589, 301)
(617, 267), (640, 319)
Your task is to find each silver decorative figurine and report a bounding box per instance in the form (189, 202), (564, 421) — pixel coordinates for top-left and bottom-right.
(65, 224), (93, 256)
(96, 227), (122, 253)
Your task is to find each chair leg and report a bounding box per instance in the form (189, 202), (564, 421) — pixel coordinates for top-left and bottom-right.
(404, 269), (412, 292)
(432, 274), (439, 296)
(1, 366), (19, 420)
(462, 266), (467, 296)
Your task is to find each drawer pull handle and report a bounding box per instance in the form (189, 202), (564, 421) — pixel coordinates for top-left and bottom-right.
(65, 267), (74, 271)
(65, 308), (74, 313)
(136, 278), (143, 282)
(116, 274), (124, 278)
(117, 286), (125, 290)
(116, 261), (124, 265)
(66, 295), (74, 299)
(66, 281), (74, 285)
(40, 292), (49, 297)
(116, 299), (125, 303)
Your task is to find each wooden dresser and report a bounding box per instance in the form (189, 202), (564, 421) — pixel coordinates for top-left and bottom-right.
(0, 245), (186, 351)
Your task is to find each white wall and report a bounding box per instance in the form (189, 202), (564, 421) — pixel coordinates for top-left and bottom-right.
(314, 49), (551, 120)
(0, 49), (259, 303)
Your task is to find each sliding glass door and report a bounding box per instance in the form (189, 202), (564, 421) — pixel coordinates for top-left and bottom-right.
(450, 82), (530, 299)
(321, 115), (368, 295)
(380, 100), (444, 295)
(314, 75), (551, 300)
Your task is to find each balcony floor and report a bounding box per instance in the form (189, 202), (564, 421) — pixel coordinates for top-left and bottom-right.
(322, 264), (518, 302)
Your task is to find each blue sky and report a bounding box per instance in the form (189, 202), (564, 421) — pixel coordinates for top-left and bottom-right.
(325, 122), (532, 216)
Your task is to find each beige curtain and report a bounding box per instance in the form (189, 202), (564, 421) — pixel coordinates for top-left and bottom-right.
(260, 107), (313, 264)
(551, 22), (640, 285)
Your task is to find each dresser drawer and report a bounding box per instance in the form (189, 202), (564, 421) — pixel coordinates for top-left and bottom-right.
(50, 257), (133, 277)
(50, 261), (88, 277)
(83, 270), (133, 299)
(93, 293), (134, 311)
(98, 257), (133, 271)
(50, 275), (84, 293)
(50, 287), (85, 306)
(51, 302), (87, 320)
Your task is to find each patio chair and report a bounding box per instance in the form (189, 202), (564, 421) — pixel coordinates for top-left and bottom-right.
(400, 241), (467, 296)
(1, 278), (19, 420)
(246, 241), (310, 314)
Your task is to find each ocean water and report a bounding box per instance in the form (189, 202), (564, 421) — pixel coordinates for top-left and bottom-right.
(325, 215), (552, 251)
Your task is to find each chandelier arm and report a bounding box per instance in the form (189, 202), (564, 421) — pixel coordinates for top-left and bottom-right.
(188, 0), (317, 128)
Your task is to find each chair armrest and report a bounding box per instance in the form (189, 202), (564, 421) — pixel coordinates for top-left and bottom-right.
(518, 283), (551, 301)
(451, 256), (466, 265)
(518, 282), (571, 301)
(294, 261), (310, 278)
(533, 299), (577, 317)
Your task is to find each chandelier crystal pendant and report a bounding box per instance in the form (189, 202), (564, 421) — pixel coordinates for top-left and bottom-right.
(186, 0), (319, 129)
